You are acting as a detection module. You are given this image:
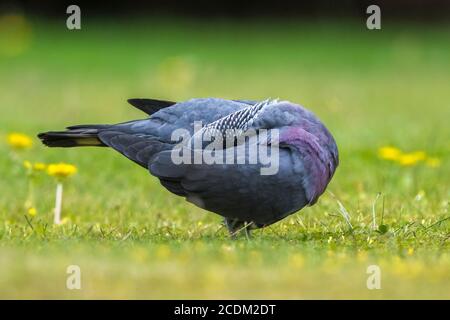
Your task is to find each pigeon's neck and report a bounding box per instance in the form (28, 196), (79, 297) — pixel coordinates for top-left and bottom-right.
(280, 126), (334, 204)
(280, 127), (329, 164)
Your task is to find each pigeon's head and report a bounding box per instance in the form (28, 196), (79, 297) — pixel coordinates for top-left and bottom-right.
(274, 103), (338, 165)
(274, 102), (339, 204)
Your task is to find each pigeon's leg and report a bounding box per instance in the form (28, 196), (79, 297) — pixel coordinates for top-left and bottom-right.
(224, 218), (241, 239)
(244, 223), (252, 240)
(224, 218), (253, 239)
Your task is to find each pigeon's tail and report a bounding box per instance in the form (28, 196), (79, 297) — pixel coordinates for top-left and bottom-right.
(38, 124), (109, 148)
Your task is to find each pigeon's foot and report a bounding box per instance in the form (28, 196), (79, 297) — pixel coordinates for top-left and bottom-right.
(224, 218), (254, 240)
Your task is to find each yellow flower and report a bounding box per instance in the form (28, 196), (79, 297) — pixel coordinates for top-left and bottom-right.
(23, 161), (47, 172)
(60, 217), (71, 225)
(28, 207), (37, 216)
(33, 162), (46, 171)
(47, 163), (77, 179)
(7, 132), (33, 150)
(425, 157), (441, 168)
(397, 151), (426, 166)
(378, 146), (401, 161)
(23, 160), (32, 169)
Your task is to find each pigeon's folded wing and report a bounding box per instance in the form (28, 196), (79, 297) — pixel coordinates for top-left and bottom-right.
(98, 131), (169, 167)
(149, 148), (307, 224)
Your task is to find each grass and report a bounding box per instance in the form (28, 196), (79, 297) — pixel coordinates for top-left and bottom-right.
(0, 17), (449, 299)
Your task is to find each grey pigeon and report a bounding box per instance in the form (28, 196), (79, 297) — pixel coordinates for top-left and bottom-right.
(38, 98), (338, 237)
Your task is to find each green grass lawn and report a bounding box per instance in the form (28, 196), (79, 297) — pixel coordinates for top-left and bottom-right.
(0, 17), (449, 299)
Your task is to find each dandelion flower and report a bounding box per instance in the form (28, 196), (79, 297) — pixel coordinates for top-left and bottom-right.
(33, 162), (47, 171)
(60, 217), (71, 225)
(378, 146), (401, 161)
(27, 207), (37, 216)
(23, 160), (32, 170)
(7, 132), (32, 150)
(47, 163), (77, 179)
(425, 157), (441, 168)
(47, 163), (77, 224)
(397, 151), (426, 166)
(24, 161), (47, 172)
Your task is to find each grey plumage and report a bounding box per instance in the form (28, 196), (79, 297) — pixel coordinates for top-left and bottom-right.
(206, 99), (273, 132)
(38, 97), (338, 236)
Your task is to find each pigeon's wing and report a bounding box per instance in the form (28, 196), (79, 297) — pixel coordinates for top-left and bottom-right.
(149, 150), (266, 220)
(99, 129), (188, 196)
(98, 131), (169, 168)
(94, 98), (275, 171)
(205, 99), (277, 133)
(127, 98), (176, 116)
(190, 99), (281, 149)
(149, 148), (307, 224)
(94, 98), (251, 169)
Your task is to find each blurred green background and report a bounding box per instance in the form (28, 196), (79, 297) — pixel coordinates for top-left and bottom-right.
(0, 2), (449, 299)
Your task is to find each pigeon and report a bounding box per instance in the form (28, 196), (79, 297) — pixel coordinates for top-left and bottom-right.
(38, 98), (339, 237)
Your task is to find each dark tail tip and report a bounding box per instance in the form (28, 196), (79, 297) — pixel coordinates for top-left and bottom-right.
(38, 129), (105, 148)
